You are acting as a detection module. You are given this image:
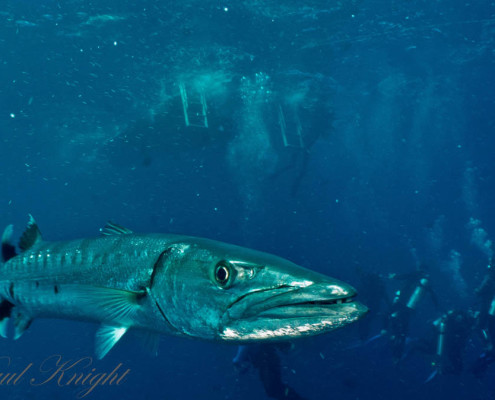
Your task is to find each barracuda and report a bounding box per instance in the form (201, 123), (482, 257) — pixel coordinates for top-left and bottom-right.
(0, 215), (367, 359)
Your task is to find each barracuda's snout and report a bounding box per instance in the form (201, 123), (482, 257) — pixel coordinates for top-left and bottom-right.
(152, 238), (367, 342)
(220, 264), (368, 341)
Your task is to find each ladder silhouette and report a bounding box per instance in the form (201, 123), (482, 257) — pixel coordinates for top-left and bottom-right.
(278, 104), (304, 148)
(179, 81), (208, 128)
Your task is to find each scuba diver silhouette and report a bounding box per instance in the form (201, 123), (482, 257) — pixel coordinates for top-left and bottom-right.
(233, 344), (308, 400)
(355, 268), (391, 341)
(384, 268), (439, 364)
(413, 309), (476, 382)
(472, 257), (495, 377)
(431, 310), (475, 376)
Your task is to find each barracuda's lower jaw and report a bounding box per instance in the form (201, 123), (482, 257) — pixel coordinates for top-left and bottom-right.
(220, 301), (368, 341)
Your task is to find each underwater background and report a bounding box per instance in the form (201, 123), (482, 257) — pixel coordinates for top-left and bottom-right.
(1, 1), (495, 399)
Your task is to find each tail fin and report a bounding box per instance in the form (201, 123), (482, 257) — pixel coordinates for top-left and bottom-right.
(1, 224), (17, 263)
(1, 224), (16, 338)
(0, 302), (13, 338)
(0, 215), (42, 340)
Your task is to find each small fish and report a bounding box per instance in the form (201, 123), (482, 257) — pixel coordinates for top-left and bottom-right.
(0, 215), (367, 359)
(15, 20), (38, 28)
(83, 14), (127, 26)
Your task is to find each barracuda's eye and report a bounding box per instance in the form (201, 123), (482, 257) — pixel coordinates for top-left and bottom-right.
(215, 262), (233, 287)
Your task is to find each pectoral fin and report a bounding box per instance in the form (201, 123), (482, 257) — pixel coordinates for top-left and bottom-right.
(95, 324), (128, 359)
(52, 286), (146, 358)
(63, 285), (146, 323)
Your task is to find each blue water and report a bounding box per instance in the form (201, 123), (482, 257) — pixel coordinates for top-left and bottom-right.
(1, 1), (495, 399)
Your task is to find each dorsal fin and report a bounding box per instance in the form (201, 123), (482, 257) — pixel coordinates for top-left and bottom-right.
(100, 221), (134, 236)
(19, 214), (42, 252)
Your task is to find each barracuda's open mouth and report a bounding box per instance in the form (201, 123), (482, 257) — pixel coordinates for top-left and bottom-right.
(220, 284), (368, 341)
(283, 296), (357, 307)
(254, 294), (361, 319)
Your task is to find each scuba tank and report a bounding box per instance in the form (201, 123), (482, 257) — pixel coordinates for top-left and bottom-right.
(430, 315), (447, 377)
(436, 318), (446, 357)
(407, 278), (428, 310)
(489, 296), (495, 316)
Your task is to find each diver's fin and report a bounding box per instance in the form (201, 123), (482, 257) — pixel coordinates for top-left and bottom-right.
(19, 214), (42, 252)
(100, 221), (134, 236)
(95, 324), (128, 359)
(344, 332), (386, 350)
(424, 369), (438, 383)
(13, 309), (32, 340)
(364, 332), (385, 345)
(343, 340), (364, 350)
(1, 225), (17, 262)
(138, 331), (160, 357)
(63, 285), (145, 322)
